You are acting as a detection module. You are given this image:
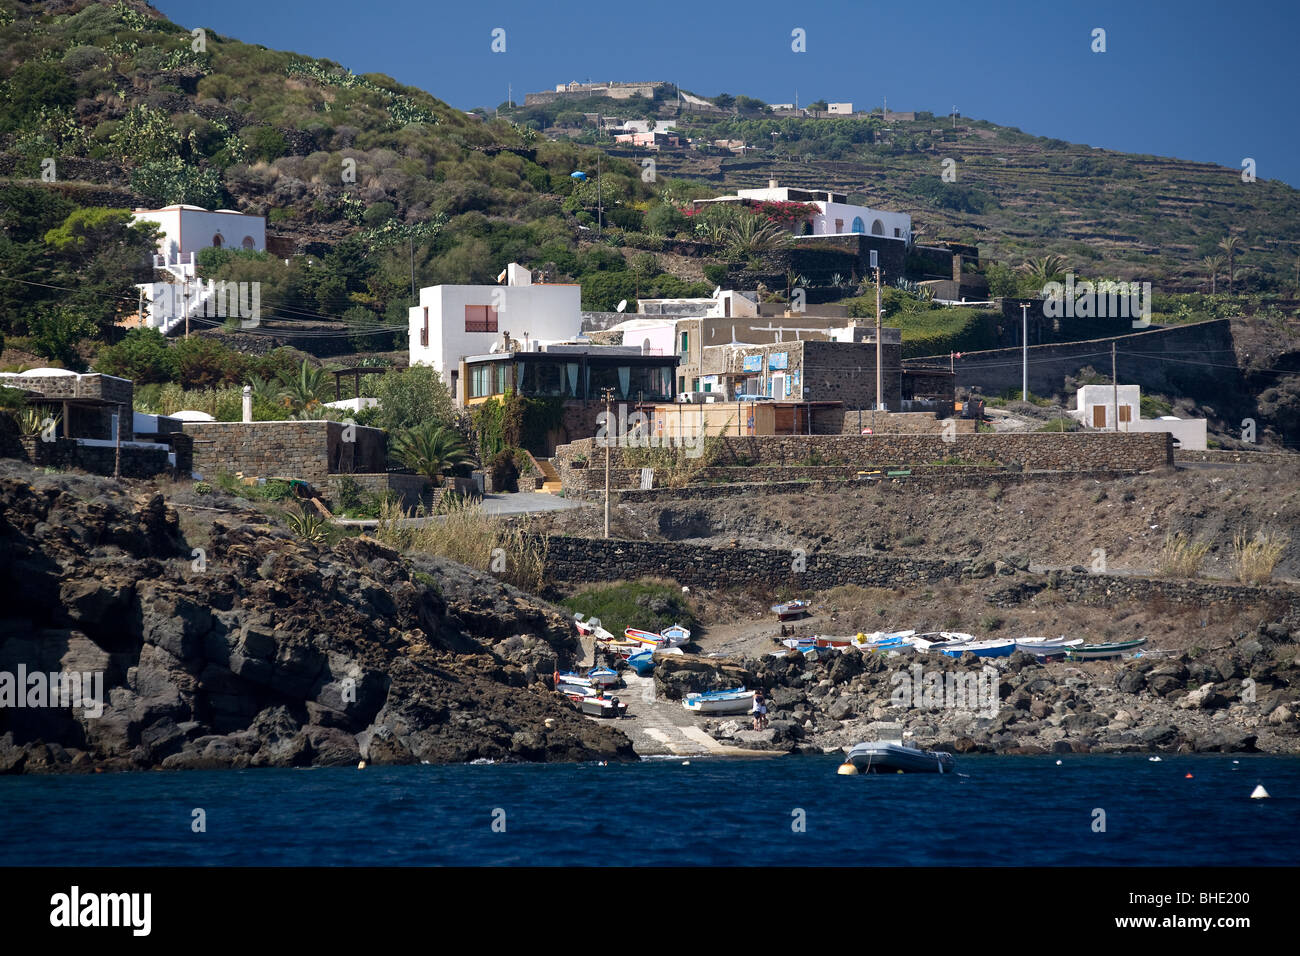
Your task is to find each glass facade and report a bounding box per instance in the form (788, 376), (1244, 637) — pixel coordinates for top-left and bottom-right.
(466, 356), (675, 402)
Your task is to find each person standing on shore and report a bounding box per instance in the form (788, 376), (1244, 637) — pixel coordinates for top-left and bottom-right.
(752, 691), (768, 730)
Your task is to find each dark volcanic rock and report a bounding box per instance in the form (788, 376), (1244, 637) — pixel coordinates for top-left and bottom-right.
(0, 466), (635, 773)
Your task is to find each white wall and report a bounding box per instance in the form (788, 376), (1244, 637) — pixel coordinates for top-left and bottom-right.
(815, 201), (910, 241)
(1074, 384), (1141, 429)
(619, 321), (676, 356)
(408, 282), (582, 380)
(132, 205), (265, 261)
(1126, 417), (1208, 450)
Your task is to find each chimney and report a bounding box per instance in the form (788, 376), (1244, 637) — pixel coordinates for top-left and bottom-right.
(242, 385), (252, 423)
(768, 178), (778, 189)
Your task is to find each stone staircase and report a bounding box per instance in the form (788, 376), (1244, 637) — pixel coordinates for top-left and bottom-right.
(537, 457), (562, 494)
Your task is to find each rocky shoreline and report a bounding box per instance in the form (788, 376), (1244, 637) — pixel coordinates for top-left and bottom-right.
(654, 639), (1300, 756)
(0, 465), (634, 774)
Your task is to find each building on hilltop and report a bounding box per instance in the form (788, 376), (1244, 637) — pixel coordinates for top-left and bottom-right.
(524, 80), (672, 106)
(692, 179), (911, 242)
(128, 204), (267, 336)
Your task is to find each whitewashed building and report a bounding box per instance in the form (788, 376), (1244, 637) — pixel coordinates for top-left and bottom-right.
(693, 180), (910, 241)
(1071, 383), (1207, 449)
(131, 205), (267, 335)
(408, 263), (583, 400)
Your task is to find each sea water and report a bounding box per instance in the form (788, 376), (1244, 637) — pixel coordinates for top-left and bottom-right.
(1, 754), (1296, 866)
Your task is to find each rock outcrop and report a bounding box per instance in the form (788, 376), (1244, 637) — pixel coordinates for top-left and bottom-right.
(0, 465), (635, 773)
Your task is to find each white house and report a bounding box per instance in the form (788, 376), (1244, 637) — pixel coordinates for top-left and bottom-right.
(693, 180), (911, 241)
(826, 102), (854, 115)
(408, 263), (582, 398)
(1071, 383), (1207, 450)
(131, 205), (267, 335)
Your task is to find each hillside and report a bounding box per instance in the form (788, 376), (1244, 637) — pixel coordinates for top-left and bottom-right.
(0, 0), (1297, 393)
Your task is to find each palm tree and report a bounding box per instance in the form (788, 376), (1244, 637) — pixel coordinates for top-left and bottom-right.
(390, 422), (472, 486)
(246, 373), (280, 407)
(1201, 255), (1224, 295)
(1218, 235), (1242, 293)
(1017, 254), (1068, 289)
(722, 215), (791, 259)
(276, 361), (331, 414)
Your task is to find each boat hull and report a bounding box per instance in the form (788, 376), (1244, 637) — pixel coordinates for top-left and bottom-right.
(1065, 639), (1147, 660)
(846, 742), (955, 774)
(936, 639), (1016, 658)
(682, 690), (755, 715)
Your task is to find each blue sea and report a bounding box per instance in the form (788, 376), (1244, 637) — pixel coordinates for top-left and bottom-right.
(1, 755), (1296, 866)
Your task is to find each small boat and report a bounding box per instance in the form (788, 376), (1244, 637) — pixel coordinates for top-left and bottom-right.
(851, 630), (915, 651)
(659, 624), (691, 646)
(574, 695), (626, 718)
(1015, 636), (1084, 657)
(842, 740), (955, 775)
(626, 650), (655, 676)
(682, 688), (756, 715)
(1065, 638), (1148, 660)
(782, 635), (854, 650)
(771, 600), (810, 621)
(907, 632), (973, 652)
(936, 638), (1016, 658)
(625, 627), (665, 645)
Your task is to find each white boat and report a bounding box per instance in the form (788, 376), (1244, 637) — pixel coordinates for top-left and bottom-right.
(907, 632), (973, 652)
(659, 624), (691, 646)
(682, 688), (756, 715)
(1015, 636), (1084, 657)
(842, 740), (955, 774)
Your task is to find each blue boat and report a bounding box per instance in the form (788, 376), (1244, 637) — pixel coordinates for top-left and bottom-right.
(683, 688), (756, 714)
(936, 638), (1016, 658)
(627, 650), (655, 676)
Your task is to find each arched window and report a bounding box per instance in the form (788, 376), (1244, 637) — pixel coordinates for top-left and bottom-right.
(851, 216), (865, 234)
(241, 236), (255, 249)
(212, 234), (224, 247)
(871, 219), (884, 235)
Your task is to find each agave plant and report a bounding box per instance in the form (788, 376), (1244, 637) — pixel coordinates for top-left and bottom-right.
(390, 422), (472, 486)
(285, 504), (328, 545)
(16, 407), (58, 439)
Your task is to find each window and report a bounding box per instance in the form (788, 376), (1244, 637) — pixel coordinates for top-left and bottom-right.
(212, 234), (223, 247)
(680, 331), (689, 353)
(1119, 405), (1132, 423)
(893, 228), (901, 238)
(871, 219), (884, 235)
(241, 236), (256, 249)
(419, 306), (428, 348)
(465, 304), (498, 333)
(835, 218), (844, 233)
(851, 217), (865, 233)
(470, 365), (493, 398)
(679, 376), (686, 393)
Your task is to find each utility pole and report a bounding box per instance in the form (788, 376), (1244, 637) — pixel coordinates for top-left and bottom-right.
(875, 263), (883, 428)
(1111, 341), (1119, 432)
(596, 154), (603, 236)
(183, 278), (190, 339)
(113, 404), (121, 479)
(409, 237), (416, 300)
(1021, 303), (1029, 400)
(601, 386), (614, 539)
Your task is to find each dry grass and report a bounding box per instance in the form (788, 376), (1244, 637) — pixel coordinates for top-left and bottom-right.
(373, 497), (548, 592)
(1232, 529), (1290, 585)
(1157, 532), (1210, 577)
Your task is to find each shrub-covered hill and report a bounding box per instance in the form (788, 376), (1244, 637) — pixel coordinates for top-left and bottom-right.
(0, 0), (714, 355)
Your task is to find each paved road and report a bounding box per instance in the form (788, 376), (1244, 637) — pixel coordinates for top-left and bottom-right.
(333, 492), (585, 527)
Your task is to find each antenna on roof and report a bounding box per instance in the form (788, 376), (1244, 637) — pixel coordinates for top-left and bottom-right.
(616, 299), (628, 313)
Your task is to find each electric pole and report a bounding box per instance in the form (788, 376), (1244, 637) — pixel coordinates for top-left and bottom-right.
(1021, 303), (1029, 401)
(875, 263), (883, 430)
(603, 387), (613, 538)
(1112, 341), (1119, 432)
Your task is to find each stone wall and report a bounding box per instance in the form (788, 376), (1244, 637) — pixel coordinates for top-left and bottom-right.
(553, 432), (1172, 491)
(19, 436), (172, 478)
(538, 534), (1300, 617)
(325, 472), (430, 511)
(181, 420), (387, 486)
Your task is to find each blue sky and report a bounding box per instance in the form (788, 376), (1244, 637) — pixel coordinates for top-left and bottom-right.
(156, 0), (1300, 187)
